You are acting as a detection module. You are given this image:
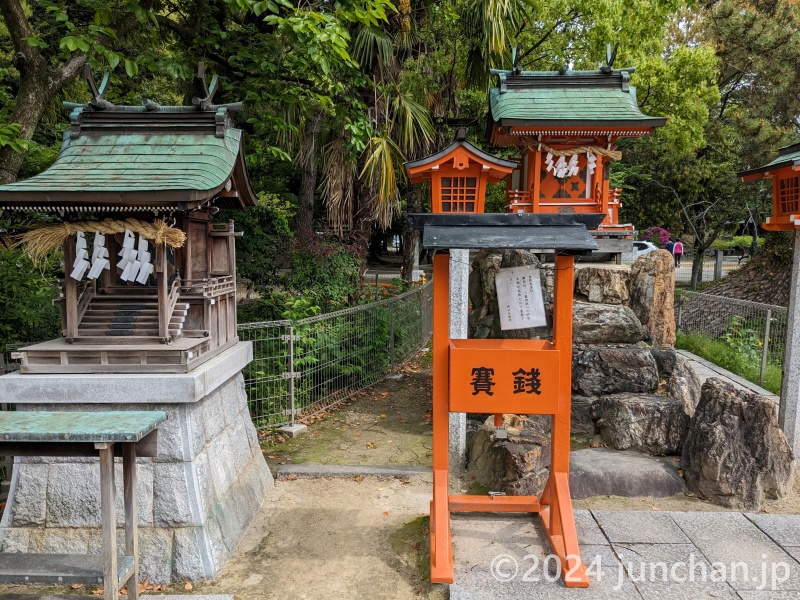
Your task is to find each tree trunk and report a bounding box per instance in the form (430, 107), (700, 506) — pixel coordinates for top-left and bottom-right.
(0, 67), (50, 183)
(402, 185), (421, 281)
(690, 252), (704, 290)
(295, 111), (324, 241)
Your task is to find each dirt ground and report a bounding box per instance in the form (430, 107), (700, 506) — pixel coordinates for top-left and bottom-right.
(260, 356), (434, 473)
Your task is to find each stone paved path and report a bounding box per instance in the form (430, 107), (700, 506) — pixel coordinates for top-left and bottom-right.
(450, 509), (800, 599)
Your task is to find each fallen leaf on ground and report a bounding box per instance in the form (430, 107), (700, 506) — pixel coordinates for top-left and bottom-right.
(367, 441), (376, 449)
(91, 587), (104, 596)
(652, 506), (660, 511)
(70, 584), (84, 589)
(381, 392), (389, 397)
(185, 582), (193, 590)
(380, 414), (387, 418)
(267, 455), (280, 459)
(383, 511), (390, 516)
(286, 474), (298, 481)
(354, 476), (363, 482)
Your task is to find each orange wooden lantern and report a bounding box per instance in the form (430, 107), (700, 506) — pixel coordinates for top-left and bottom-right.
(739, 143), (800, 231)
(404, 128), (516, 214)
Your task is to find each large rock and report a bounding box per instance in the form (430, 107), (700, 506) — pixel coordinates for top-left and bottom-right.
(572, 302), (644, 344)
(467, 415), (551, 496)
(571, 395), (597, 437)
(629, 250), (676, 346)
(681, 378), (795, 510)
(570, 448), (686, 499)
(574, 266), (630, 305)
(592, 393), (689, 455)
(668, 354), (702, 417)
(572, 345), (658, 396)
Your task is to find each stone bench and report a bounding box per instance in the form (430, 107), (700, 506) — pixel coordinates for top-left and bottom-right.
(0, 410), (166, 600)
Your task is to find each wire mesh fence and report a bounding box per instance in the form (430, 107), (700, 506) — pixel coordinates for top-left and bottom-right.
(239, 282), (433, 431)
(673, 255), (747, 286)
(675, 291), (787, 393)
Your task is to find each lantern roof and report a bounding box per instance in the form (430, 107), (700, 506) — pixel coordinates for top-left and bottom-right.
(405, 213), (602, 253)
(404, 128), (517, 184)
(0, 101), (257, 213)
(738, 142), (800, 180)
(487, 68), (666, 142)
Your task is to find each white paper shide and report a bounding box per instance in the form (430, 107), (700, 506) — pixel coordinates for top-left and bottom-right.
(495, 265), (547, 330)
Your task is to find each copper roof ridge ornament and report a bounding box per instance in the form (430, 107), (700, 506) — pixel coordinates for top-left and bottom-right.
(84, 63), (114, 110)
(193, 62), (219, 111)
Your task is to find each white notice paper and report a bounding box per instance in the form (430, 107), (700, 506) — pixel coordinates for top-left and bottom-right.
(495, 265), (547, 330)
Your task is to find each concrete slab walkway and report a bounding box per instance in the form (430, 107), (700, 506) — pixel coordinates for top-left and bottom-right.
(450, 509), (800, 599)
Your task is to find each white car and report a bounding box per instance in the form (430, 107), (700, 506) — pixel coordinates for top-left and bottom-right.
(632, 240), (659, 258)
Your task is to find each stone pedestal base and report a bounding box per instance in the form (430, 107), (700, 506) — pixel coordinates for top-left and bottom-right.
(0, 342), (273, 583)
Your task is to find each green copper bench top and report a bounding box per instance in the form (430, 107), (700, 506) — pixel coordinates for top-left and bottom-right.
(0, 410), (167, 442)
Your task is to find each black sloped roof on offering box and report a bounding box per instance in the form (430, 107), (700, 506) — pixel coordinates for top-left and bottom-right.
(405, 213), (602, 252)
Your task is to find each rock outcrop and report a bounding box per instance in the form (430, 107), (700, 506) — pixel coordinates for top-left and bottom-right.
(681, 378), (795, 510)
(592, 393), (689, 455)
(572, 302), (644, 344)
(572, 345), (658, 397)
(629, 250), (676, 346)
(467, 415), (551, 496)
(575, 266), (630, 305)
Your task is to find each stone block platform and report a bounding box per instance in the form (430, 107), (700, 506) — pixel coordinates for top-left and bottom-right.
(0, 342), (273, 583)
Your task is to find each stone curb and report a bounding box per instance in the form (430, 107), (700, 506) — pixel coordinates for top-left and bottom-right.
(675, 349), (779, 400)
(276, 464), (431, 480)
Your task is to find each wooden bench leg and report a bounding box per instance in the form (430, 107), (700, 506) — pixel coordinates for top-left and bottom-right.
(97, 442), (118, 600)
(123, 443), (139, 599)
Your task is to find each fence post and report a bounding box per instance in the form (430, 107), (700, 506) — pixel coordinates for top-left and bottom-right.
(760, 308), (772, 386)
(288, 325), (296, 426)
(714, 249), (724, 281)
(677, 296), (684, 329)
(389, 301), (395, 372)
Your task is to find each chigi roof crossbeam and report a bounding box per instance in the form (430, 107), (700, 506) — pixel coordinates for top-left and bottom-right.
(0, 63), (256, 214)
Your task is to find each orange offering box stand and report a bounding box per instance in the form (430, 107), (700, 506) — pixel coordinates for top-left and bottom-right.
(406, 209), (602, 589)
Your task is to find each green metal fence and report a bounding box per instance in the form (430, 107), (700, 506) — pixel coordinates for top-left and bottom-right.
(238, 282), (433, 431)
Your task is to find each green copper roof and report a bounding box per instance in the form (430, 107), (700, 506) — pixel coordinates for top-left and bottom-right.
(489, 69), (666, 128)
(0, 104), (256, 212)
(738, 142), (800, 178)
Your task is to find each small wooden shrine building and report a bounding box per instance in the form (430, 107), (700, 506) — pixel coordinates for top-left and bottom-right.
(487, 65), (665, 236)
(0, 69), (256, 373)
(738, 142), (800, 231)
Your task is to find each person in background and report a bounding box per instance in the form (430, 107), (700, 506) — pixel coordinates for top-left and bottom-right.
(673, 238), (684, 267)
(665, 237), (675, 255)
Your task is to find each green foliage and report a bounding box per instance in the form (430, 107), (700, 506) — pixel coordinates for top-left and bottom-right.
(711, 236), (763, 252)
(237, 289), (293, 323)
(633, 45), (719, 154)
(284, 242), (362, 312)
(217, 192), (294, 287)
(0, 248), (61, 348)
(676, 331), (783, 395)
(17, 144), (60, 179)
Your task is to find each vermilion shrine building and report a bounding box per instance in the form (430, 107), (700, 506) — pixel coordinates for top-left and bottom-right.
(487, 66), (665, 249)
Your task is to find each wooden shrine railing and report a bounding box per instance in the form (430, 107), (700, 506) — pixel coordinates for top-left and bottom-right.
(180, 276), (236, 299)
